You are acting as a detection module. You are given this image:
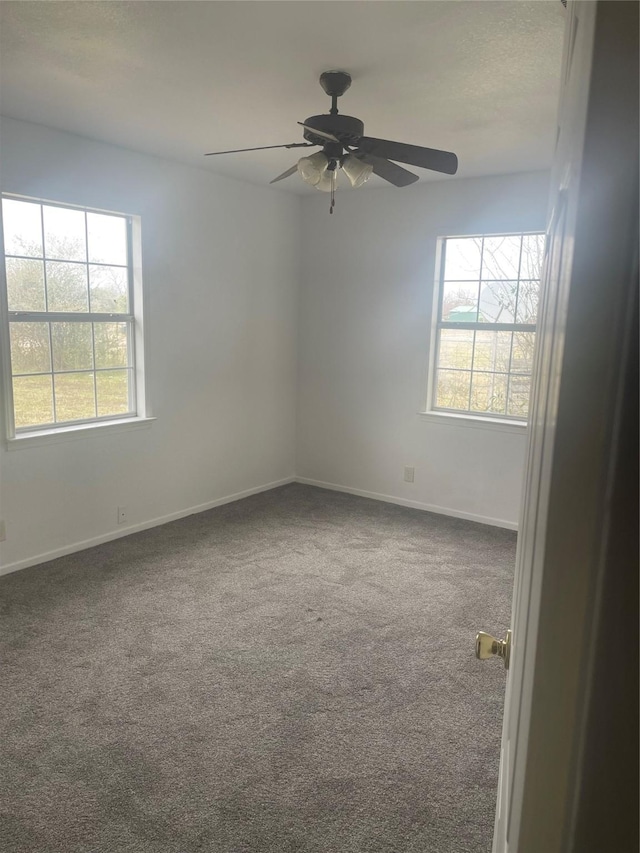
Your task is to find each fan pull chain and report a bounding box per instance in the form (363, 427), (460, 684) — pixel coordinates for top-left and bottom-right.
(330, 169), (336, 214)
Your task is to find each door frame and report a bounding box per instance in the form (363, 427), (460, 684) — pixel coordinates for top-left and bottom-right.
(494, 2), (639, 851)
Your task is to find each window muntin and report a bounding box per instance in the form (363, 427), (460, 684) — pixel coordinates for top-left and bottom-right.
(431, 233), (545, 421)
(2, 196), (138, 434)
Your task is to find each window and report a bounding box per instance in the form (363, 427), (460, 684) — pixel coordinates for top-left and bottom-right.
(1, 195), (145, 437)
(429, 232), (545, 422)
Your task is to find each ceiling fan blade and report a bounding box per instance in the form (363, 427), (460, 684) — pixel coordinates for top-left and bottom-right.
(270, 164), (299, 184)
(297, 122), (340, 143)
(356, 153), (419, 187)
(205, 142), (314, 156)
(357, 137), (458, 175)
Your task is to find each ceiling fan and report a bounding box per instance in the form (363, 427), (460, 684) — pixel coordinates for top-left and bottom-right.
(205, 71), (458, 213)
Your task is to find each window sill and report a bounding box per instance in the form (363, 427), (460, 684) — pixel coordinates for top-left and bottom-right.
(5, 416), (156, 450)
(417, 410), (528, 435)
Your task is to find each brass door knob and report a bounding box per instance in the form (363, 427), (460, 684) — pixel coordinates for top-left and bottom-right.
(475, 629), (512, 669)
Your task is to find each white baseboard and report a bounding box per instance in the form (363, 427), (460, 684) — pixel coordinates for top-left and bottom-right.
(295, 477), (519, 531)
(0, 473), (517, 577)
(0, 476), (296, 577)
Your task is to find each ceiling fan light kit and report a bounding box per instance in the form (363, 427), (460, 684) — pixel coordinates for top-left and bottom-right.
(297, 151), (329, 186)
(205, 70), (458, 213)
(297, 148), (373, 197)
(342, 154), (374, 188)
(315, 169), (338, 195)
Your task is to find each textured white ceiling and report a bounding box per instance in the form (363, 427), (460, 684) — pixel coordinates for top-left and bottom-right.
(0, 1), (565, 193)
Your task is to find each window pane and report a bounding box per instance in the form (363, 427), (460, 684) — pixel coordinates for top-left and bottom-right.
(435, 369), (471, 411)
(51, 322), (93, 371)
(482, 235), (522, 280)
(3, 198), (140, 432)
(479, 281), (518, 323)
(43, 205), (86, 261)
(10, 322), (51, 375)
(46, 261), (89, 312)
(444, 238), (482, 281)
(515, 280), (540, 324)
(6, 258), (46, 311)
(89, 265), (128, 313)
(511, 332), (536, 373)
(2, 199), (43, 257)
(94, 322), (129, 368)
(473, 331), (512, 372)
(96, 369), (130, 416)
(54, 372), (95, 422)
(13, 374), (53, 428)
(438, 328), (474, 370)
(470, 372), (508, 415)
(441, 281), (479, 322)
(87, 213), (127, 266)
(433, 231), (542, 422)
(521, 234), (545, 279)
(508, 375), (532, 418)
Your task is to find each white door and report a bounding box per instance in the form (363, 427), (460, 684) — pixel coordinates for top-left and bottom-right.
(489, 1), (638, 851)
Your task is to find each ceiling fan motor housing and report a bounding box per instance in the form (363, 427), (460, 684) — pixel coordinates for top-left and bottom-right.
(302, 114), (364, 147)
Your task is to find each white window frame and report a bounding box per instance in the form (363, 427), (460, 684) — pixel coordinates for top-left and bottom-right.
(0, 194), (152, 447)
(420, 231), (544, 431)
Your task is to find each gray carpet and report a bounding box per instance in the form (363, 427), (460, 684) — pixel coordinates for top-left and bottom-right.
(0, 483), (515, 853)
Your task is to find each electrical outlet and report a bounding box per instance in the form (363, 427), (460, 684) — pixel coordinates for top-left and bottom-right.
(0, 520), (5, 541)
(117, 506), (127, 525)
(404, 466), (415, 483)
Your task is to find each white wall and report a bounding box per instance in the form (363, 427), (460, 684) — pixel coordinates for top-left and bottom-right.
(296, 172), (550, 528)
(0, 120), (549, 573)
(0, 117), (299, 572)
